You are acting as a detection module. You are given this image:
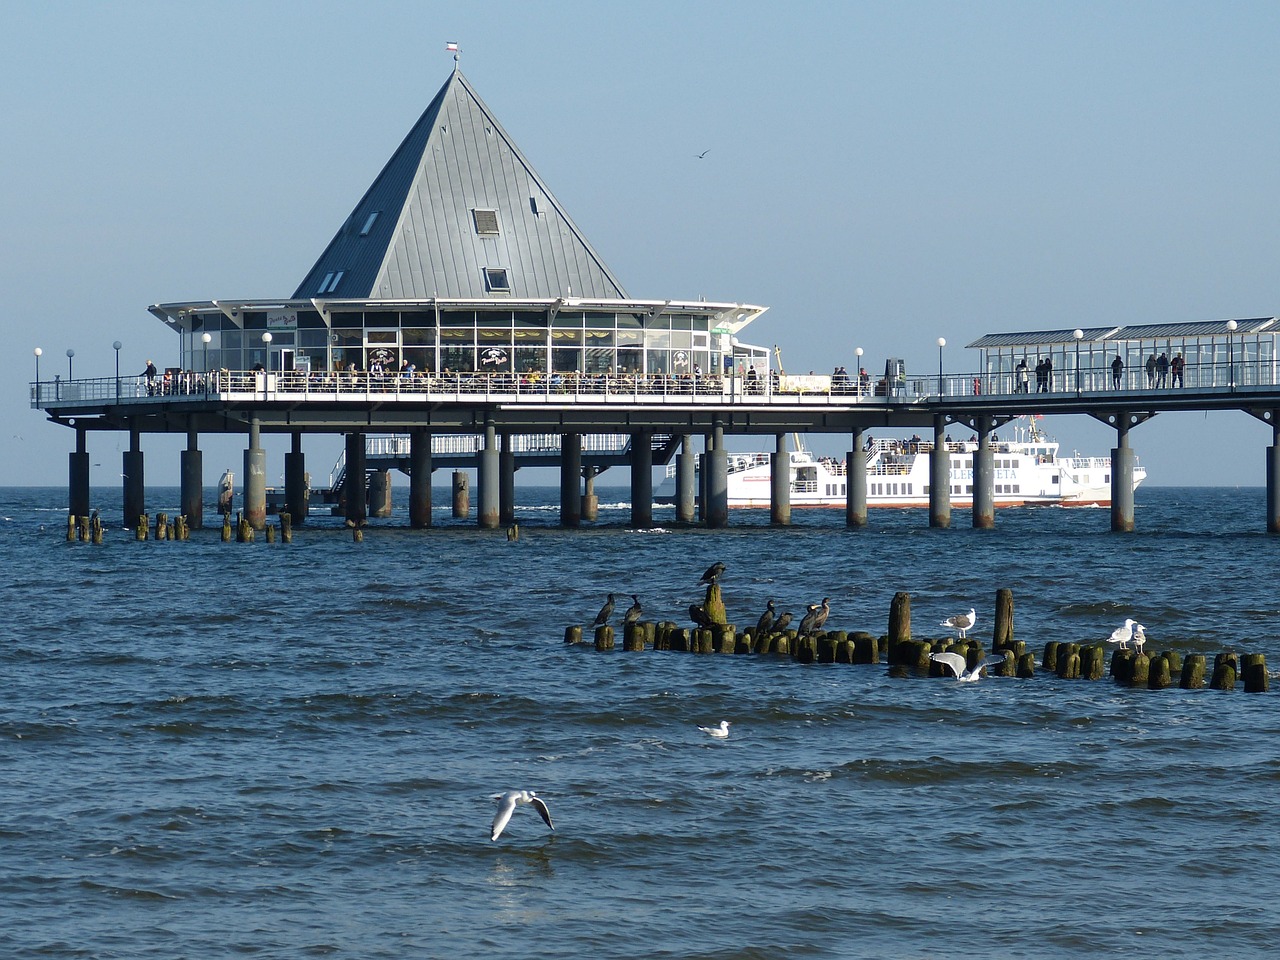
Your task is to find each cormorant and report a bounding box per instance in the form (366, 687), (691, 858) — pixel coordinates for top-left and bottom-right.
(799, 598), (831, 635)
(756, 600), (776, 636)
(593, 594), (616, 627)
(689, 604), (714, 628)
(624, 595), (642, 623)
(772, 611), (793, 634)
(698, 561), (726, 585)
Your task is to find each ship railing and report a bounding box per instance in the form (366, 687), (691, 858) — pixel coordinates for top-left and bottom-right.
(792, 479), (818, 494)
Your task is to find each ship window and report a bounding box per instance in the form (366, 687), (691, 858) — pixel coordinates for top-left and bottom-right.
(1051, 474), (1059, 484)
(484, 268), (511, 293)
(840, 484), (846, 495)
(966, 485), (973, 493)
(923, 484), (929, 494)
(1104, 474), (1110, 483)
(473, 208), (500, 235)
(359, 211), (379, 236)
(1014, 485), (1020, 493)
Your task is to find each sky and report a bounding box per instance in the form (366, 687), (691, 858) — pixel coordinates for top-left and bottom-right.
(5, 0), (1280, 488)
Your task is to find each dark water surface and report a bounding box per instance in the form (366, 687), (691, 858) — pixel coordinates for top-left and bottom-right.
(3, 486), (1279, 958)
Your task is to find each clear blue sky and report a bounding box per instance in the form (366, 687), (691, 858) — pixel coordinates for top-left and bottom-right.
(5, 0), (1279, 486)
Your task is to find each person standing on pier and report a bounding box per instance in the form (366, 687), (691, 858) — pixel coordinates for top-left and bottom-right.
(1111, 354), (1124, 389)
(1171, 352), (1185, 387)
(1145, 353), (1157, 387)
(1156, 352), (1169, 388)
(1015, 358), (1029, 393)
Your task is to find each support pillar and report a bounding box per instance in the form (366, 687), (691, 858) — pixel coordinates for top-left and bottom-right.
(630, 429), (653, 529)
(69, 427), (90, 521)
(846, 426), (867, 528)
(284, 431), (308, 524)
(244, 418), (267, 531)
(929, 415), (951, 529)
(180, 425), (203, 528)
(676, 434), (696, 524)
(369, 470), (392, 518)
(706, 422), (729, 528)
(1268, 419), (1280, 534)
(452, 471), (469, 518)
(973, 416), (995, 529)
(409, 429), (433, 528)
(560, 432), (581, 527)
(478, 419), (500, 529)
(581, 468), (599, 522)
(123, 423), (145, 529)
(345, 431), (367, 525)
(770, 432), (790, 525)
(1111, 416), (1135, 532)
(499, 431), (516, 526)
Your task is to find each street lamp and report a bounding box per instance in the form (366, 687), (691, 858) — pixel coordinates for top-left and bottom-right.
(66, 347), (75, 381)
(113, 340), (122, 399)
(1226, 319), (1237, 388)
(202, 332), (212, 394)
(855, 346), (864, 395)
(34, 347), (42, 384)
(1073, 329), (1084, 393)
(936, 337), (946, 396)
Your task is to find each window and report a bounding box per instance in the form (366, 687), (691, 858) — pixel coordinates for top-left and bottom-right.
(484, 268), (510, 293)
(359, 212), (379, 236)
(318, 271), (344, 294)
(529, 197), (540, 216)
(473, 209), (499, 235)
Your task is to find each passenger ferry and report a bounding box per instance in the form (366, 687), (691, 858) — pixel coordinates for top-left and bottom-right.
(657, 419), (1145, 509)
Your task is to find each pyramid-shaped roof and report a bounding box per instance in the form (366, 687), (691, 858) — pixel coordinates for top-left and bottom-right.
(293, 68), (627, 301)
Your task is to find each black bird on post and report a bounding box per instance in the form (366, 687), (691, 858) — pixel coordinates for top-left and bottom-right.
(689, 604), (714, 628)
(593, 594), (616, 627)
(624, 595), (642, 624)
(756, 600), (776, 636)
(772, 611), (793, 634)
(699, 561), (726, 585)
(799, 598), (831, 636)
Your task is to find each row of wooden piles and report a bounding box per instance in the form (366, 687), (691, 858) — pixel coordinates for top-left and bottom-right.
(65, 511), (296, 544)
(564, 588), (1269, 692)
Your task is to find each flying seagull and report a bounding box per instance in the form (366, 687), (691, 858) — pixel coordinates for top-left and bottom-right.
(698, 720), (730, 738)
(699, 561), (726, 585)
(593, 594), (616, 627)
(1106, 618), (1136, 650)
(490, 789), (554, 841)
(696, 149), (710, 159)
(940, 608), (977, 639)
(624, 595), (642, 624)
(930, 651), (1006, 682)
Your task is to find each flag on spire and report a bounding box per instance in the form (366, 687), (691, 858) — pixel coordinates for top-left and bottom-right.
(445, 41), (458, 52)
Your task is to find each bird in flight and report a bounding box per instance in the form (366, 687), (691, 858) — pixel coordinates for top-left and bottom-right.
(696, 149), (710, 158)
(930, 651), (1006, 682)
(490, 789), (554, 841)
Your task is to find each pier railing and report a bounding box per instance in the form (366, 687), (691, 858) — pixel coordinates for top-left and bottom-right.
(30, 357), (1280, 410)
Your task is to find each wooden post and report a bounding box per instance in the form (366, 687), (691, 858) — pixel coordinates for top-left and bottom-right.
(155, 512), (168, 541)
(1210, 653), (1238, 690)
(1180, 654), (1206, 689)
(1016, 652), (1035, 677)
(221, 513), (232, 542)
(1081, 645), (1105, 681)
(1042, 641), (1060, 674)
(1148, 654), (1172, 690)
(992, 588), (1014, 650)
(594, 624), (615, 651)
(90, 511), (103, 544)
(1244, 653), (1269, 693)
(1129, 653), (1150, 687)
(77, 515), (89, 542)
(137, 515), (149, 540)
(564, 625), (583, 644)
(67, 514), (77, 542)
(888, 592), (911, 659)
(280, 511), (293, 544)
(703, 582), (727, 624)
(265, 523), (276, 543)
(852, 632), (878, 664)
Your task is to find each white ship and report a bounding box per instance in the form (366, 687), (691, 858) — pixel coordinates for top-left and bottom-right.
(657, 419), (1145, 509)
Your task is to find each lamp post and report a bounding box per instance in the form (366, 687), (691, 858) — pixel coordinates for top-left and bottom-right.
(1073, 329), (1084, 393)
(34, 347), (42, 385)
(66, 348), (75, 381)
(1226, 319), (1237, 388)
(261, 331), (273, 367)
(113, 340), (122, 399)
(936, 337), (946, 396)
(855, 346), (863, 395)
(202, 332), (212, 394)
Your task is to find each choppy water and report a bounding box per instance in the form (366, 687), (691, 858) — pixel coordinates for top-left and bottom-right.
(3, 485), (1279, 958)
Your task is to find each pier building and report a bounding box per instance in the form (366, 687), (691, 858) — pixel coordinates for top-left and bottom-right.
(30, 66), (1280, 533)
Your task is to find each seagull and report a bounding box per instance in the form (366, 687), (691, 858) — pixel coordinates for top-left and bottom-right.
(696, 149), (710, 159)
(1130, 623), (1147, 654)
(490, 789), (554, 841)
(1106, 618), (1136, 650)
(931, 651), (1006, 682)
(799, 598), (831, 636)
(623, 595), (642, 623)
(940, 608), (977, 639)
(698, 721), (730, 738)
(699, 561), (726, 585)
(756, 600), (776, 636)
(593, 594), (616, 627)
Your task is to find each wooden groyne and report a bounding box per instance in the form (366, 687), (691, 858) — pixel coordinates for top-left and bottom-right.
(566, 588), (1267, 693)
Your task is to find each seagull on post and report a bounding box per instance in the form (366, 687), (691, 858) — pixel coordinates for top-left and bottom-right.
(940, 608), (977, 639)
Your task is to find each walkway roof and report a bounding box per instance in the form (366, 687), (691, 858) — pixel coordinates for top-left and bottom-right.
(967, 316), (1279, 349)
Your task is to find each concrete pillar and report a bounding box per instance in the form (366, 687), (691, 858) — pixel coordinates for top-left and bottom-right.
(630, 429), (653, 529)
(676, 435), (696, 524)
(929, 415), (951, 529)
(409, 429), (432, 528)
(478, 419), (500, 529)
(1268, 420), (1280, 534)
(181, 425), (203, 528)
(452, 471), (469, 518)
(284, 431), (308, 524)
(1111, 417), (1134, 533)
(499, 431), (516, 526)
(973, 416), (995, 529)
(560, 432), (581, 527)
(847, 426), (867, 528)
(345, 431), (367, 524)
(244, 418), (267, 531)
(706, 422), (729, 528)
(582, 468), (599, 522)
(770, 433), (790, 525)
(69, 427), (90, 521)
(369, 470), (392, 517)
(123, 423), (145, 529)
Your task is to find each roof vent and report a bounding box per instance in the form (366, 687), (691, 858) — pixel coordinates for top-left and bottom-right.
(473, 208), (499, 235)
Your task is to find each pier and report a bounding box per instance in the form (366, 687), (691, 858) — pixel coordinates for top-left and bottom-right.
(30, 63), (1280, 533)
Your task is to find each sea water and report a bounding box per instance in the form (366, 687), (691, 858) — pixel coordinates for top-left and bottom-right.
(2, 485), (1279, 958)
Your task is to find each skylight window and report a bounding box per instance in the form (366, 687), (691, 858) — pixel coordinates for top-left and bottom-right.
(318, 272), (334, 294)
(529, 196), (540, 216)
(318, 270), (344, 295)
(359, 212), (379, 236)
(473, 208), (499, 235)
(484, 267), (510, 293)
